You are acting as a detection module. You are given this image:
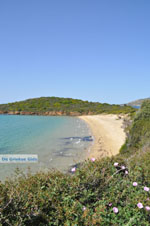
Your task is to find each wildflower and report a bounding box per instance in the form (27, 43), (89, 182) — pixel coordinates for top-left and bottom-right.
(114, 162), (119, 167)
(147, 198), (150, 201)
(133, 182), (138, 187)
(144, 187), (150, 192)
(145, 206), (150, 211)
(137, 203), (143, 209)
(91, 158), (95, 162)
(108, 203), (112, 207)
(121, 166), (126, 170)
(125, 170), (128, 175)
(71, 167), (76, 172)
(113, 207), (119, 213)
(83, 206), (86, 211)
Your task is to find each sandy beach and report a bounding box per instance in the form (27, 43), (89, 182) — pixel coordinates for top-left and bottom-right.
(79, 114), (126, 159)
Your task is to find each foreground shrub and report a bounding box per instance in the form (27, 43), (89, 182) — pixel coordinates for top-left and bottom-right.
(1, 153), (150, 225)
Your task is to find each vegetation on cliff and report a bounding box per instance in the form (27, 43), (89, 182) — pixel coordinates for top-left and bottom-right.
(121, 100), (150, 156)
(1, 101), (150, 225)
(0, 97), (136, 115)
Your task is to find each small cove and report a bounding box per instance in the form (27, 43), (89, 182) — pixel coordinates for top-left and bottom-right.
(0, 115), (93, 181)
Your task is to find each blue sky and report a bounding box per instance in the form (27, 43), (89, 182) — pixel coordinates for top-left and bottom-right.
(0, 0), (150, 104)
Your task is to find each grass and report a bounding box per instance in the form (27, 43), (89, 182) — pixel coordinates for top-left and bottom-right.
(0, 101), (150, 225)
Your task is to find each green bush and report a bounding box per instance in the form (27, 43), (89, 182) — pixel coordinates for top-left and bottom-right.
(1, 155), (150, 225)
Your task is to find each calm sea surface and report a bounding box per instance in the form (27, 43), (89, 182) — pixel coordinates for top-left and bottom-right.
(0, 115), (93, 181)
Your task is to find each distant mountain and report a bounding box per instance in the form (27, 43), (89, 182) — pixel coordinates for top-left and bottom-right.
(128, 98), (150, 107)
(0, 96), (136, 116)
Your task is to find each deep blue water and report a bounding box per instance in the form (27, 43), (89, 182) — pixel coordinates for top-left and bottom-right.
(0, 115), (93, 181)
(132, 106), (140, 109)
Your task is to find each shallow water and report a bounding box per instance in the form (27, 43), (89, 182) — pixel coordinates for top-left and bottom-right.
(0, 115), (93, 181)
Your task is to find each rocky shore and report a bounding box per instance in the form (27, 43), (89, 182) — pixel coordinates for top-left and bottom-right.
(0, 110), (95, 116)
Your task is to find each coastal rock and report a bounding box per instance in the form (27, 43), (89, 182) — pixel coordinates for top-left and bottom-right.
(0, 110), (87, 116)
(8, 111), (15, 115)
(14, 111), (20, 115)
(10, 111), (21, 115)
(44, 112), (50, 115)
(46, 111), (65, 116)
(69, 112), (81, 116)
(56, 111), (64, 116)
(0, 110), (8, 114)
(20, 111), (35, 115)
(48, 111), (56, 116)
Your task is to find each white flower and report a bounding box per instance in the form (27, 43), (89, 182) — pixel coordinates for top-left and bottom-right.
(71, 167), (76, 172)
(91, 158), (95, 162)
(137, 203), (143, 209)
(145, 206), (150, 211)
(114, 162), (119, 167)
(121, 166), (126, 170)
(113, 207), (119, 213)
(82, 206), (86, 211)
(144, 186), (150, 192)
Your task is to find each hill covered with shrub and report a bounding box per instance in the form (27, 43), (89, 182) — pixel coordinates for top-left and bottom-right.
(1, 101), (150, 225)
(0, 97), (136, 116)
(128, 97), (150, 107)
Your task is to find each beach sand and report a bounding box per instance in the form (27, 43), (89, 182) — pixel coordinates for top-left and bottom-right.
(79, 114), (126, 159)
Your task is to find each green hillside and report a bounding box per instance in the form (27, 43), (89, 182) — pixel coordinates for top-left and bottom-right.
(0, 97), (136, 115)
(128, 97), (150, 107)
(1, 101), (150, 225)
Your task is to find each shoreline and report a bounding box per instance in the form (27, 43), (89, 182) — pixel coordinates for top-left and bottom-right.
(0, 111), (93, 116)
(79, 114), (126, 160)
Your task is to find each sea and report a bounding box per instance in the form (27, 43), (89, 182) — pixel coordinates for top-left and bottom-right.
(0, 115), (93, 181)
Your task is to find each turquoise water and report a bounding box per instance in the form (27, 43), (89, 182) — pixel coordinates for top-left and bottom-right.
(0, 115), (93, 181)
